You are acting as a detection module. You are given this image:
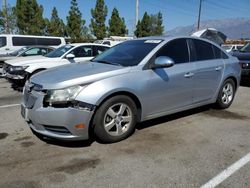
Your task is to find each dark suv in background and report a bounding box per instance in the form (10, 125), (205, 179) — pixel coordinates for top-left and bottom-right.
(231, 42), (250, 79)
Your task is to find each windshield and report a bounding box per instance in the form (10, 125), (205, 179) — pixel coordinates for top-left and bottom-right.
(92, 40), (161, 67)
(0, 37), (7, 48)
(9, 47), (28, 56)
(45, 45), (73, 58)
(240, 42), (250, 52)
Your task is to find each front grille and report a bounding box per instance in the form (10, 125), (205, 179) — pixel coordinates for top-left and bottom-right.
(43, 125), (71, 135)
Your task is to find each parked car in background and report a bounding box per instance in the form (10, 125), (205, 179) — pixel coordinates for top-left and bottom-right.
(0, 34), (65, 55)
(94, 36), (133, 46)
(3, 43), (109, 86)
(222, 44), (244, 53)
(0, 46), (54, 65)
(21, 36), (240, 143)
(231, 42), (250, 78)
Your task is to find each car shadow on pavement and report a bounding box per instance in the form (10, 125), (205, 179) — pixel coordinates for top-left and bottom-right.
(32, 130), (95, 148)
(137, 105), (212, 130)
(11, 83), (23, 92)
(240, 79), (250, 87)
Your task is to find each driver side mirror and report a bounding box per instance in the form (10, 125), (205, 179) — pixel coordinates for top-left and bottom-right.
(65, 53), (75, 60)
(152, 56), (174, 69)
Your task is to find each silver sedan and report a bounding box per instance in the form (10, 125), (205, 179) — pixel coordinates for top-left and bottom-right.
(21, 36), (241, 143)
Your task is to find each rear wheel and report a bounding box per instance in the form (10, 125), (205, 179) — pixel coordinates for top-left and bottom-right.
(93, 95), (137, 143)
(215, 78), (235, 109)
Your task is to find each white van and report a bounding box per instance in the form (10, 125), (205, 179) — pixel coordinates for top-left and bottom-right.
(0, 34), (66, 55)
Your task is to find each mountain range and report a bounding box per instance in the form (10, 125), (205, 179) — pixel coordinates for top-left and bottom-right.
(166, 18), (250, 39)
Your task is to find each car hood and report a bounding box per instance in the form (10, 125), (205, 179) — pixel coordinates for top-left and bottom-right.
(31, 62), (131, 89)
(5, 56), (49, 66)
(231, 51), (250, 61)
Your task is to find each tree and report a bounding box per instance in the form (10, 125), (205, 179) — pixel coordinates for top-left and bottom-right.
(0, 5), (17, 34)
(108, 8), (127, 36)
(90, 0), (108, 39)
(134, 12), (151, 37)
(15, 0), (45, 35)
(134, 11), (164, 37)
(150, 12), (164, 36)
(66, 0), (86, 42)
(47, 7), (66, 37)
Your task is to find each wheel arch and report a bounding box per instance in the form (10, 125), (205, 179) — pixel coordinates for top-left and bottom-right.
(96, 91), (142, 122)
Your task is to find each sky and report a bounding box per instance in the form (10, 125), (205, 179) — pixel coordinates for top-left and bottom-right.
(1, 0), (250, 35)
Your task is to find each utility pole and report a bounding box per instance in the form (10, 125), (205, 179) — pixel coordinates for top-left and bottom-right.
(197, 0), (202, 30)
(135, 0), (139, 34)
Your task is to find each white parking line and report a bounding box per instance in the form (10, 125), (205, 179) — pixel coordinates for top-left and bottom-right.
(0, 104), (20, 109)
(201, 152), (250, 188)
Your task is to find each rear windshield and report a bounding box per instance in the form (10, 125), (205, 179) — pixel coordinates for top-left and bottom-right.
(0, 37), (7, 48)
(45, 45), (73, 58)
(92, 40), (161, 67)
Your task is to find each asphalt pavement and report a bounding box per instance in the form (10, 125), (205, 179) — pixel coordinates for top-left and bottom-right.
(0, 78), (249, 188)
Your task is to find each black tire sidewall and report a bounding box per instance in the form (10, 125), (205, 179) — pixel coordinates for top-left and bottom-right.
(93, 95), (138, 143)
(216, 79), (235, 109)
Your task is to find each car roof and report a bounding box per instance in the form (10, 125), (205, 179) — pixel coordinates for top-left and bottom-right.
(134, 35), (222, 48)
(67, 43), (110, 47)
(22, 46), (55, 49)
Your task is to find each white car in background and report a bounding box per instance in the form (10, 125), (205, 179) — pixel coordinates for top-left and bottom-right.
(94, 36), (134, 46)
(3, 43), (109, 85)
(222, 44), (244, 53)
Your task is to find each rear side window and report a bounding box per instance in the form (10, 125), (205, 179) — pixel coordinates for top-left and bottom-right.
(0, 37), (7, 47)
(213, 45), (228, 59)
(193, 39), (214, 61)
(36, 38), (61, 46)
(12, 37), (61, 46)
(157, 39), (189, 64)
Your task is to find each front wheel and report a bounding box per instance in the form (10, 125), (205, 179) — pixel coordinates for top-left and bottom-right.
(215, 78), (236, 109)
(93, 95), (138, 143)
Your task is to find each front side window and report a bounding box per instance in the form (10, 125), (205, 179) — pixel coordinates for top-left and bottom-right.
(92, 40), (161, 67)
(22, 47), (47, 56)
(193, 39), (214, 61)
(0, 37), (7, 48)
(70, 46), (93, 57)
(12, 37), (36, 46)
(45, 45), (73, 58)
(157, 39), (189, 64)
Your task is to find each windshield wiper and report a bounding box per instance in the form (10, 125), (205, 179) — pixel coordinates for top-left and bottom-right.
(93, 60), (122, 66)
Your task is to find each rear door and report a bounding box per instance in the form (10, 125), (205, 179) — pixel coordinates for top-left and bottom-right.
(190, 39), (225, 103)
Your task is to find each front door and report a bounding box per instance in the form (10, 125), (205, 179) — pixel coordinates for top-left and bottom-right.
(143, 38), (195, 118)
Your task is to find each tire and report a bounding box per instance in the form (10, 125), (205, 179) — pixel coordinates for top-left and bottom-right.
(93, 95), (138, 143)
(215, 78), (236, 109)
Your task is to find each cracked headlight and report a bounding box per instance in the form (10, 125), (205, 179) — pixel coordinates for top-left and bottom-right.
(44, 85), (85, 105)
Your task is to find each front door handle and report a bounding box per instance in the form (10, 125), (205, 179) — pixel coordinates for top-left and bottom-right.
(184, 72), (194, 78)
(215, 66), (222, 71)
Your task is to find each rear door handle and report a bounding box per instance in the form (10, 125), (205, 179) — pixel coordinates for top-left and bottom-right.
(215, 66), (222, 71)
(184, 72), (194, 78)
